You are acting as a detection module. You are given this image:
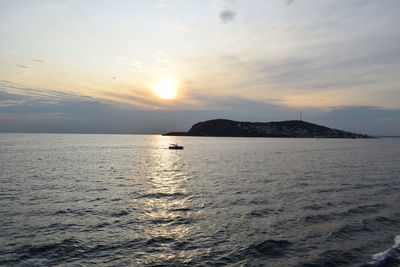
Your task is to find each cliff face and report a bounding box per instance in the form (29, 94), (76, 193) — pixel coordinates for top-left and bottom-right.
(163, 119), (369, 138)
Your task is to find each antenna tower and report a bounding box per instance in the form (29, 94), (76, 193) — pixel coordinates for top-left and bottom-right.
(300, 107), (303, 121)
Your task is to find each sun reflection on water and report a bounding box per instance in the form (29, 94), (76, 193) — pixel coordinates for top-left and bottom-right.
(135, 135), (198, 265)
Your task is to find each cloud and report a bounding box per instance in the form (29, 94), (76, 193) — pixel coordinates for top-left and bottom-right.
(36, 3), (68, 13)
(0, 81), (96, 109)
(16, 64), (28, 69)
(32, 59), (44, 63)
(217, 0), (237, 23)
(130, 60), (143, 72)
(152, 51), (170, 69)
(321, 106), (400, 121)
(155, 0), (168, 8)
(286, 0), (296, 6)
(174, 22), (191, 33)
(312, 106), (400, 136)
(219, 10), (236, 23)
(1, 81), (399, 135)
(0, 87), (298, 133)
(241, 15), (400, 93)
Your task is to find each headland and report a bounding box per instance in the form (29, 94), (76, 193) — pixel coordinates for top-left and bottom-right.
(163, 119), (370, 138)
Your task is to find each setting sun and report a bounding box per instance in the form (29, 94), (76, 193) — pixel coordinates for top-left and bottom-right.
(153, 78), (178, 99)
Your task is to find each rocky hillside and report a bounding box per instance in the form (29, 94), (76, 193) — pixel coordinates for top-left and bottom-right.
(163, 119), (369, 138)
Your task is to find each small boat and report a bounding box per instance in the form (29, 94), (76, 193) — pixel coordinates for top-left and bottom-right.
(169, 143), (184, 150)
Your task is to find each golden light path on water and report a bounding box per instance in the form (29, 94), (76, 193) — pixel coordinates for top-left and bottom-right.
(134, 136), (200, 265)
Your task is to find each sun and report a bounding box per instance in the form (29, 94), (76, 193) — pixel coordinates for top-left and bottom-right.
(153, 78), (177, 99)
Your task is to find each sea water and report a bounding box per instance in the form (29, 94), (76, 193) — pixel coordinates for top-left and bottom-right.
(0, 133), (399, 266)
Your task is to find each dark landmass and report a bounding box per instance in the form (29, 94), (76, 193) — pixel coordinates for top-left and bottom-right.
(163, 119), (370, 138)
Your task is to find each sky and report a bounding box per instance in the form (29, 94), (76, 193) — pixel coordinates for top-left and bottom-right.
(0, 0), (399, 135)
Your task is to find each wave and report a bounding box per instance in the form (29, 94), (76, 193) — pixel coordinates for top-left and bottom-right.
(4, 238), (87, 265)
(111, 210), (130, 217)
(139, 192), (187, 199)
(145, 236), (175, 245)
(3, 237), (147, 265)
(365, 235), (400, 266)
(329, 223), (372, 240)
(301, 248), (360, 266)
(211, 239), (293, 266)
(302, 213), (336, 224)
(343, 204), (388, 217)
(247, 208), (274, 218)
(243, 239), (292, 258)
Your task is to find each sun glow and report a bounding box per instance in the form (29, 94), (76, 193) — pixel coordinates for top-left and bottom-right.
(153, 78), (178, 99)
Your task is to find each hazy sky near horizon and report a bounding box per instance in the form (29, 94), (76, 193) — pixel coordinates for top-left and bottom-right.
(1, 0), (399, 135)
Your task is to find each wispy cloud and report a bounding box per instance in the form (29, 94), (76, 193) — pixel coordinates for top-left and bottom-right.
(217, 0), (237, 24)
(130, 60), (143, 72)
(152, 51), (170, 69)
(174, 22), (191, 33)
(219, 10), (236, 24)
(36, 3), (68, 13)
(286, 0), (296, 6)
(0, 80), (91, 103)
(16, 64), (28, 69)
(1, 81), (399, 135)
(155, 0), (168, 8)
(313, 106), (400, 135)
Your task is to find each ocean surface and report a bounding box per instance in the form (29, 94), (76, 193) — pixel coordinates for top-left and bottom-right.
(1, 133), (399, 266)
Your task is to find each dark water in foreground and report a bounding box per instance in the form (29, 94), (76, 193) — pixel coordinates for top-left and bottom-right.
(0, 134), (399, 266)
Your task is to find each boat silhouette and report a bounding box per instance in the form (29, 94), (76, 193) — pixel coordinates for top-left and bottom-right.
(169, 143), (184, 150)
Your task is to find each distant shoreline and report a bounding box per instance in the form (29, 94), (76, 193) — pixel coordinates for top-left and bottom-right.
(163, 119), (371, 139)
(0, 132), (389, 138)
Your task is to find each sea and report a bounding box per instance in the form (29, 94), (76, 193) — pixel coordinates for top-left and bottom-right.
(0, 133), (399, 266)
